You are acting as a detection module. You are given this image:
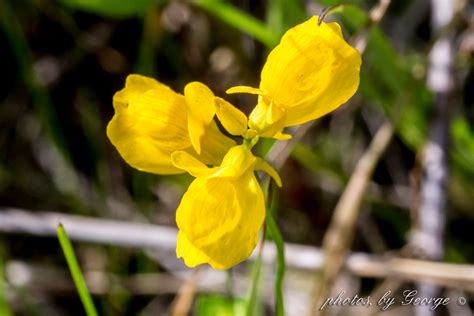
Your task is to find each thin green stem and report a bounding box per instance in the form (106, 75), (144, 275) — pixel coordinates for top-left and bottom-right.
(57, 224), (98, 316)
(0, 254), (12, 316)
(265, 206), (285, 316)
(261, 178), (286, 316)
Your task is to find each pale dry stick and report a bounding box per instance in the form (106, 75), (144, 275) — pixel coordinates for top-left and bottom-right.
(352, 0), (391, 53)
(169, 266), (205, 316)
(307, 1), (393, 314)
(368, 278), (403, 316)
(409, 0), (457, 315)
(311, 122), (394, 315)
(6, 254), (474, 298)
(2, 209), (474, 290)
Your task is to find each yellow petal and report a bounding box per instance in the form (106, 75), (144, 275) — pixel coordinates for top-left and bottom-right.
(326, 20), (343, 37)
(176, 230), (214, 268)
(107, 82), (190, 174)
(113, 74), (167, 110)
(248, 98), (286, 138)
(215, 97), (248, 136)
(212, 145), (256, 178)
(171, 151), (217, 178)
(255, 158), (282, 187)
(184, 82), (217, 154)
(273, 131), (292, 140)
(198, 120), (237, 166)
(108, 75), (235, 174)
(260, 16), (361, 126)
(266, 101), (285, 124)
(226, 86), (267, 96)
(176, 172), (265, 269)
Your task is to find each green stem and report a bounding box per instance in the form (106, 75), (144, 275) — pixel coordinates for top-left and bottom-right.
(57, 224), (98, 316)
(265, 207), (285, 316)
(0, 254), (12, 316)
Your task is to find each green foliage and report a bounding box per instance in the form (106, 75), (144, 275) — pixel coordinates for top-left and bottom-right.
(452, 118), (474, 175)
(60, 0), (165, 18)
(196, 294), (246, 316)
(320, 0), (364, 7)
(245, 254), (264, 316)
(335, 5), (369, 34)
(266, 209), (285, 316)
(266, 0), (306, 37)
(0, 255), (12, 316)
(193, 0), (279, 47)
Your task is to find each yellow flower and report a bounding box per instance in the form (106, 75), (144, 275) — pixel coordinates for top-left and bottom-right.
(171, 145), (281, 269)
(227, 16), (361, 139)
(107, 75), (235, 174)
(106, 15), (361, 270)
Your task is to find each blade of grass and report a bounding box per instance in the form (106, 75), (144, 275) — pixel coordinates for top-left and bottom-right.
(266, 191), (285, 316)
(266, 0), (305, 37)
(193, 0), (278, 48)
(245, 252), (263, 316)
(0, 255), (12, 316)
(57, 223), (98, 316)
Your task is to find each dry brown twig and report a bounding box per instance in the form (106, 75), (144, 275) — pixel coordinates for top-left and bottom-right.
(311, 121), (394, 315)
(409, 0), (459, 315)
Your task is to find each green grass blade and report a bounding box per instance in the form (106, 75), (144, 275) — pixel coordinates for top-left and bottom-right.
(266, 0), (305, 37)
(0, 255), (12, 316)
(245, 253), (263, 316)
(57, 224), (98, 316)
(266, 212), (285, 316)
(193, 0), (278, 48)
(60, 0), (165, 18)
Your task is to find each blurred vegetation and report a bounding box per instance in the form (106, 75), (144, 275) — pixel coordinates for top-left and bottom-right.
(0, 0), (473, 315)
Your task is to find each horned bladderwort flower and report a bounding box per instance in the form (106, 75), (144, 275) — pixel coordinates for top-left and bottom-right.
(227, 16), (361, 139)
(171, 145), (281, 269)
(107, 75), (235, 174)
(107, 16), (361, 269)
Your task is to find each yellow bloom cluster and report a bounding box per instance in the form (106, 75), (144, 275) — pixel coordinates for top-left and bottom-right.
(107, 16), (361, 269)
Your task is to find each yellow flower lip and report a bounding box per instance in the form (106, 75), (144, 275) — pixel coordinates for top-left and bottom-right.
(174, 145), (281, 269)
(171, 144), (282, 186)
